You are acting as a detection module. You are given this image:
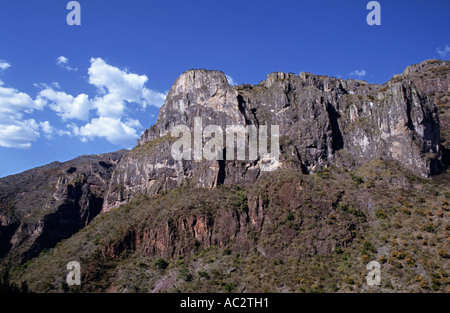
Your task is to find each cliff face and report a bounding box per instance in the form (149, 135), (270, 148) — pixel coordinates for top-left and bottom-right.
(103, 62), (445, 211)
(396, 59), (450, 165)
(1, 60), (449, 293)
(0, 151), (125, 266)
(100, 176), (359, 262)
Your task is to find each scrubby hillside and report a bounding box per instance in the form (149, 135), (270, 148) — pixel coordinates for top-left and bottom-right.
(7, 160), (450, 292)
(1, 60), (449, 293)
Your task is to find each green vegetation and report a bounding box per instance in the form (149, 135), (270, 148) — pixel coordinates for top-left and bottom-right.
(5, 159), (450, 293)
(375, 208), (387, 219)
(154, 258), (169, 270)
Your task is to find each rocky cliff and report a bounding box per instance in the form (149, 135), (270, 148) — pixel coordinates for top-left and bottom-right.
(1, 60), (449, 293)
(103, 61), (445, 211)
(0, 151), (125, 268)
(395, 59), (450, 166)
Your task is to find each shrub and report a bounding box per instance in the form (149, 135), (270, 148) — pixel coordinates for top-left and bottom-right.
(178, 268), (193, 282)
(334, 246), (344, 255)
(424, 224), (435, 233)
(336, 203), (348, 212)
(375, 208), (387, 219)
(154, 258), (169, 270)
(350, 173), (364, 185)
(197, 271), (209, 279)
(438, 249), (449, 258)
(286, 213), (295, 221)
(224, 283), (234, 293)
(361, 255), (370, 263)
(405, 257), (415, 266)
(362, 241), (377, 254)
(416, 275), (429, 289)
(401, 207), (411, 215)
(223, 248), (232, 256)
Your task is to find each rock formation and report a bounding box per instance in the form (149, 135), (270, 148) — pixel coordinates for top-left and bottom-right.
(0, 151), (125, 266)
(1, 60), (449, 293)
(103, 61), (445, 211)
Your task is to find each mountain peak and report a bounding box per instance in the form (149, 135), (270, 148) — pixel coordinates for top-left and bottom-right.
(138, 69), (244, 145)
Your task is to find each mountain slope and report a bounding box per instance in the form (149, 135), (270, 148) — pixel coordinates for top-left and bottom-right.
(1, 60), (449, 293)
(0, 151), (126, 271)
(7, 160), (450, 293)
(103, 64), (444, 211)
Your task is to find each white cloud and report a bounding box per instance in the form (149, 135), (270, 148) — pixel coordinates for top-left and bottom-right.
(88, 58), (166, 110)
(0, 60), (11, 71)
(38, 88), (92, 121)
(57, 56), (68, 64)
(89, 58), (147, 99)
(39, 121), (53, 135)
(51, 82), (60, 89)
(74, 117), (142, 147)
(0, 81), (45, 148)
(92, 92), (125, 119)
(38, 121), (70, 139)
(0, 82), (44, 122)
(226, 74), (237, 86)
(437, 45), (450, 59)
(349, 69), (367, 78)
(1, 57), (166, 149)
(142, 88), (166, 108)
(0, 119), (40, 149)
(41, 58), (166, 147)
(56, 56), (78, 71)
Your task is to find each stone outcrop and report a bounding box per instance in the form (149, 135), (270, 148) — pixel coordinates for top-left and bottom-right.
(2, 60), (449, 293)
(1, 59), (448, 266)
(138, 69), (245, 145)
(103, 62), (446, 211)
(100, 178), (359, 262)
(395, 59), (450, 166)
(0, 151), (126, 265)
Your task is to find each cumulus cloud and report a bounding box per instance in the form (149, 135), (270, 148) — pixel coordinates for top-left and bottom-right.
(71, 117), (142, 146)
(88, 58), (166, 110)
(226, 74), (237, 86)
(39, 121), (54, 136)
(0, 120), (40, 149)
(51, 82), (60, 89)
(143, 88), (166, 109)
(0, 81), (44, 122)
(63, 58), (167, 147)
(37, 88), (92, 121)
(1, 57), (166, 149)
(56, 56), (78, 71)
(0, 60), (11, 71)
(0, 81), (45, 148)
(349, 69), (367, 78)
(437, 45), (450, 59)
(40, 58), (166, 147)
(39, 120), (70, 139)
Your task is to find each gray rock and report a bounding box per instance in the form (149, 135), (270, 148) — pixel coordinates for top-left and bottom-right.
(103, 64), (446, 210)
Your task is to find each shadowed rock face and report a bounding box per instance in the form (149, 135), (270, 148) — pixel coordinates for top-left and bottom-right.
(396, 59), (450, 167)
(0, 151), (126, 265)
(103, 62), (446, 211)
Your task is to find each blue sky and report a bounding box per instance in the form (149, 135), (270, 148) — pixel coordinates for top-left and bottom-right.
(0, 0), (449, 178)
